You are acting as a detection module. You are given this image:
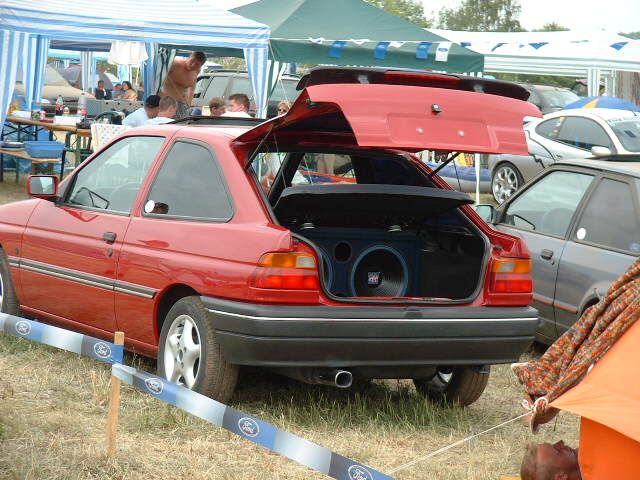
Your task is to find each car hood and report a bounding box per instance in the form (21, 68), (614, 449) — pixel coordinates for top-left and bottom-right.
(233, 83), (541, 156)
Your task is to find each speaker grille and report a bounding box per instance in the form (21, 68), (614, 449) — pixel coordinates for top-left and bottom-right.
(350, 246), (408, 297)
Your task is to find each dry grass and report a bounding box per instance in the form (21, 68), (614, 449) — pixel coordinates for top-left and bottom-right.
(0, 182), (578, 479)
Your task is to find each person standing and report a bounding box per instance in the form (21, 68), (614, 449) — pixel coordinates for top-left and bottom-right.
(123, 95), (161, 128)
(121, 81), (138, 101)
(159, 51), (206, 120)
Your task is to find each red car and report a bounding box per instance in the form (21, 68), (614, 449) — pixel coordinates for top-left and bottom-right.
(0, 68), (541, 406)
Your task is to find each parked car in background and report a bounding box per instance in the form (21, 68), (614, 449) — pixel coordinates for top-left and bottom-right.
(478, 158), (640, 344)
(192, 70), (301, 118)
(0, 68), (541, 407)
(489, 108), (640, 203)
(14, 65), (92, 112)
(520, 83), (580, 114)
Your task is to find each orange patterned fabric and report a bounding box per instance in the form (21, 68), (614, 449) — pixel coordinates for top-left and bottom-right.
(513, 256), (640, 405)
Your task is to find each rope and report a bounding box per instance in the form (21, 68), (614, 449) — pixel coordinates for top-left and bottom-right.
(388, 411), (531, 475)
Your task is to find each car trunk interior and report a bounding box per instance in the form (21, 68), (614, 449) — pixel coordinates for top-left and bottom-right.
(253, 149), (488, 302)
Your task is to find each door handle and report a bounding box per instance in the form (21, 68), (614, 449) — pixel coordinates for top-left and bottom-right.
(540, 249), (554, 260)
(102, 231), (117, 244)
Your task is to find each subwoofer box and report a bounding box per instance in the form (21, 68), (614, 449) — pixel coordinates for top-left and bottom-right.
(299, 228), (421, 297)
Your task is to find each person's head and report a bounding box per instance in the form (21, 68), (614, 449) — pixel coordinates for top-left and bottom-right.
(277, 100), (291, 115)
(521, 441), (581, 480)
(144, 94), (161, 118)
(158, 96), (178, 118)
(114, 83), (122, 91)
(227, 93), (250, 113)
(122, 81), (133, 91)
(187, 51), (207, 70)
(208, 97), (226, 116)
(97, 80), (105, 90)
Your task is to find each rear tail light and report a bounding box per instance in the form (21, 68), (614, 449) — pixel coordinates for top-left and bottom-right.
(250, 251), (320, 290)
(489, 258), (532, 293)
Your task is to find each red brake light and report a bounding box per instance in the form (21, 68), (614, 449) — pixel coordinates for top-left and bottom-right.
(383, 71), (460, 87)
(250, 251), (320, 290)
(489, 258), (532, 293)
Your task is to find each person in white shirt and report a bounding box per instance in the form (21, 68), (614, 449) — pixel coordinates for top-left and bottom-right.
(122, 95), (161, 128)
(145, 96), (178, 125)
(221, 93), (252, 118)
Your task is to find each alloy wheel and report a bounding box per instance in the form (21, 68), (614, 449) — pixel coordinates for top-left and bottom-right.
(162, 314), (202, 388)
(492, 165), (521, 204)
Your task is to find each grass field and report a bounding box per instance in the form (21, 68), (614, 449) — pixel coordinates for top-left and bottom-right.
(0, 181), (578, 480)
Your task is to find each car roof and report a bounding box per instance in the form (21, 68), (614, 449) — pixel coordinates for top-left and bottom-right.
(555, 157), (640, 178)
(521, 83), (572, 92)
(544, 108), (640, 121)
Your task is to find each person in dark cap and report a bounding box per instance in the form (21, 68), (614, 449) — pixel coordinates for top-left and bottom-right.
(123, 94), (161, 128)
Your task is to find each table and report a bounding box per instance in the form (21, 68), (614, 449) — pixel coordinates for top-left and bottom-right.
(3, 116), (92, 177)
(0, 148), (63, 183)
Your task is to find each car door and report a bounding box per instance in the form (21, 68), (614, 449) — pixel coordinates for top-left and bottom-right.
(554, 175), (640, 336)
(495, 169), (596, 341)
(115, 138), (236, 352)
(19, 135), (165, 333)
(531, 117), (586, 161)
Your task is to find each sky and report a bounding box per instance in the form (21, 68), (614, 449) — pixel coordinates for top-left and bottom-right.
(217, 0), (640, 35)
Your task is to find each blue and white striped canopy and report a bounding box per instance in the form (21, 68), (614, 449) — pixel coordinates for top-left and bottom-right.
(0, 0), (271, 124)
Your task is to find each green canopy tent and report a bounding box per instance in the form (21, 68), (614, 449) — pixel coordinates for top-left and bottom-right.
(162, 0), (484, 107)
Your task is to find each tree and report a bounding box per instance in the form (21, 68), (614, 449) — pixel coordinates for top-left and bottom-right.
(366, 0), (432, 28)
(621, 31), (640, 39)
(534, 22), (569, 32)
(437, 0), (523, 32)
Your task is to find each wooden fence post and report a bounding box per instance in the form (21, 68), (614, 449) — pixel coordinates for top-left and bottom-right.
(106, 331), (124, 460)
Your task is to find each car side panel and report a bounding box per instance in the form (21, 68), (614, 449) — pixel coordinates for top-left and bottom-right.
(554, 242), (636, 336)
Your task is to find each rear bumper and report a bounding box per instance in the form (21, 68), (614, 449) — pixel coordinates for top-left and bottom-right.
(201, 296), (539, 368)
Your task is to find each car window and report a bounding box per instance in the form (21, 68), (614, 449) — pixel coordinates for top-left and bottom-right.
(608, 119), (640, 153)
(538, 89), (579, 109)
(526, 88), (541, 108)
(556, 117), (612, 150)
(535, 117), (563, 140)
(503, 170), (594, 236)
(202, 75), (229, 104)
(575, 178), (640, 253)
(145, 141), (233, 221)
(270, 79), (299, 105)
(66, 136), (164, 213)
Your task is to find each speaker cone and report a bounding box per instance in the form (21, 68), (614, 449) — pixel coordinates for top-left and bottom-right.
(350, 246), (408, 297)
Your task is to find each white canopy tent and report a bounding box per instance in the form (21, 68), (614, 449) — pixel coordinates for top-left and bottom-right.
(427, 29), (640, 97)
(0, 0), (271, 126)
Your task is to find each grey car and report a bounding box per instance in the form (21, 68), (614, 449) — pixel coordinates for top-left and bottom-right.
(488, 108), (640, 203)
(478, 158), (640, 344)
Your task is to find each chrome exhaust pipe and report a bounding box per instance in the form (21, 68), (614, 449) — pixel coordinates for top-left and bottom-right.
(271, 368), (353, 388)
(315, 369), (353, 389)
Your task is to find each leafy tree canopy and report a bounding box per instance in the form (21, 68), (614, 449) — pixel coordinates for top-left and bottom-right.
(366, 0), (432, 28)
(437, 0), (523, 32)
(534, 22), (569, 32)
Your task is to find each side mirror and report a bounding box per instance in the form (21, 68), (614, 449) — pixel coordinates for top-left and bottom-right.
(27, 175), (59, 200)
(474, 204), (496, 223)
(590, 146), (612, 158)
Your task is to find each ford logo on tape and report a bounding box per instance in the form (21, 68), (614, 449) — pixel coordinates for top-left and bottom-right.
(15, 320), (31, 336)
(93, 342), (112, 359)
(145, 378), (164, 395)
(348, 465), (373, 480)
(238, 417), (260, 437)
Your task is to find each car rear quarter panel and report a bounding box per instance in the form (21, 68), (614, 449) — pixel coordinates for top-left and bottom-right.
(115, 131), (291, 350)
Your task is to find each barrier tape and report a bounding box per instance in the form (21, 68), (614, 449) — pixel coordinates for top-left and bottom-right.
(112, 364), (394, 480)
(0, 313), (123, 364)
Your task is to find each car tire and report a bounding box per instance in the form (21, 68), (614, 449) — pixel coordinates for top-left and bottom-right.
(492, 163), (523, 204)
(0, 249), (19, 315)
(413, 365), (490, 406)
(158, 296), (238, 403)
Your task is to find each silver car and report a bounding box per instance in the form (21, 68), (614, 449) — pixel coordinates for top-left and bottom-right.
(489, 108), (640, 203)
(478, 159), (640, 343)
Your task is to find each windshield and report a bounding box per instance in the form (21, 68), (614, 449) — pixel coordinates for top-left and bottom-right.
(609, 119), (640, 152)
(539, 89), (580, 109)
